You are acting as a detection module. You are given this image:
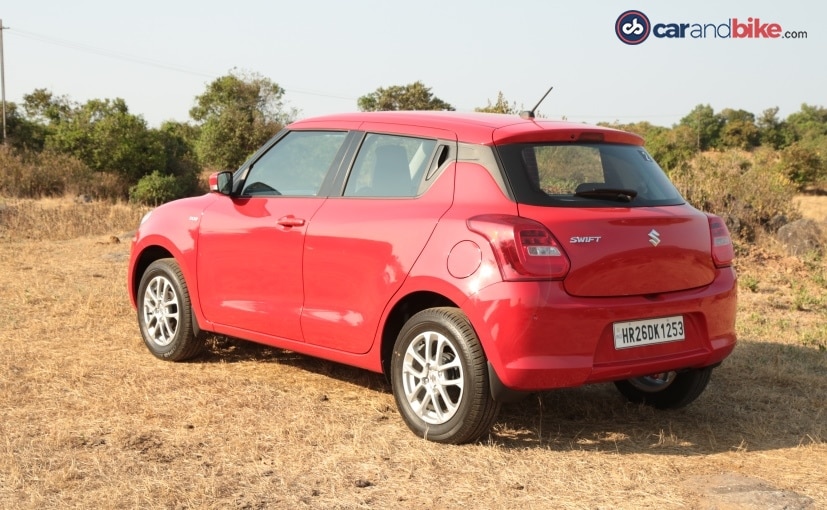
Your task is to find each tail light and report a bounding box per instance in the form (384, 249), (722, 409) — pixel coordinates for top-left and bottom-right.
(467, 215), (570, 281)
(707, 214), (734, 268)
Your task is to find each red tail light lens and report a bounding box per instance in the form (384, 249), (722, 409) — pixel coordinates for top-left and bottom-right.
(707, 214), (734, 268)
(468, 215), (570, 281)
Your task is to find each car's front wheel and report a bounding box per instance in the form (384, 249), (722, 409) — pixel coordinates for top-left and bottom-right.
(137, 258), (204, 361)
(614, 367), (713, 409)
(390, 307), (500, 444)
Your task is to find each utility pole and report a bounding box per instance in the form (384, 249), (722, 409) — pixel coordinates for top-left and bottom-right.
(0, 19), (7, 146)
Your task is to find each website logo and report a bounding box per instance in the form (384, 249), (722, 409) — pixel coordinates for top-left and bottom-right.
(615, 10), (808, 44)
(616, 10), (651, 45)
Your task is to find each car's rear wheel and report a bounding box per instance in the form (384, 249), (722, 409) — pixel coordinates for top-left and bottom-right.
(614, 367), (713, 409)
(137, 258), (204, 361)
(390, 307), (500, 444)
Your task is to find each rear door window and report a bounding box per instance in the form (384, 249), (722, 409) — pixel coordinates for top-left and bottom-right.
(498, 143), (684, 207)
(343, 134), (437, 198)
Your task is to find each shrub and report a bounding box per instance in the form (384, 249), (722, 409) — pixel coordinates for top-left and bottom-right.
(0, 147), (96, 198)
(669, 149), (800, 242)
(777, 142), (825, 190)
(128, 171), (184, 205)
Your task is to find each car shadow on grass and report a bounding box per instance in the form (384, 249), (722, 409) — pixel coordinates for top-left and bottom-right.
(492, 340), (825, 454)
(198, 334), (391, 391)
(196, 336), (824, 454)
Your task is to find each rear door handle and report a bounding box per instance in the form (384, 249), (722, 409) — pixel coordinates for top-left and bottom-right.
(277, 215), (306, 228)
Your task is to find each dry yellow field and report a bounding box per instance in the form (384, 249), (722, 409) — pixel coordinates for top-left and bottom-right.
(0, 197), (824, 509)
(796, 194), (827, 223)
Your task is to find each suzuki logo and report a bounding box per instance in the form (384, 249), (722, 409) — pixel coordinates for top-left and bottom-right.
(648, 229), (661, 246)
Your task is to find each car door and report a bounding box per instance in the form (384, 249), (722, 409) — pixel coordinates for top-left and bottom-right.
(196, 130), (349, 341)
(301, 130), (457, 354)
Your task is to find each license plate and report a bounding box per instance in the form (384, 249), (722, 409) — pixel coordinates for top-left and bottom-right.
(613, 315), (685, 349)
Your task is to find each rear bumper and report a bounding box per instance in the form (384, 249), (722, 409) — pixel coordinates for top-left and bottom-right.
(463, 267), (737, 393)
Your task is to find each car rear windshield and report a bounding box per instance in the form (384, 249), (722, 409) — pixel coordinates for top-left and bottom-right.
(497, 143), (685, 207)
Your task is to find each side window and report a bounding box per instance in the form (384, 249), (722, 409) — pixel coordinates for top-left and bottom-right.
(343, 134), (437, 198)
(242, 131), (348, 197)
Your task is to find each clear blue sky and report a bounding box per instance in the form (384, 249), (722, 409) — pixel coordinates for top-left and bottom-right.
(2, 0), (823, 128)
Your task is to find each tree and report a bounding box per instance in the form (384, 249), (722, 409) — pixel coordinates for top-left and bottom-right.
(3, 102), (49, 152)
(757, 107), (792, 149)
(155, 121), (203, 196)
(357, 81), (454, 112)
(786, 103), (827, 143)
(679, 104), (724, 151)
(646, 125), (698, 171)
(45, 98), (166, 182)
(22, 88), (73, 124)
(190, 71), (296, 170)
(598, 121), (698, 171)
(718, 109), (759, 150)
(4, 89), (75, 151)
(778, 142), (825, 190)
(475, 92), (518, 114)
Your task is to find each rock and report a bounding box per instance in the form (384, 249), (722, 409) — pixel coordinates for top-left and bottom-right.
(767, 213), (789, 232)
(776, 219), (823, 257)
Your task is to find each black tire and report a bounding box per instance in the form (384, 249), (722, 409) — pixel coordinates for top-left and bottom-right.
(614, 367), (713, 409)
(137, 258), (204, 361)
(390, 307), (501, 444)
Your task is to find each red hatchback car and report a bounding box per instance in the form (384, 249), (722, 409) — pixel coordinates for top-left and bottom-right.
(128, 111), (737, 444)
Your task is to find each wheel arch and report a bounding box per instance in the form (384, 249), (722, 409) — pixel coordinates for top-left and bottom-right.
(131, 245), (174, 304)
(131, 244), (209, 338)
(379, 291), (457, 378)
(378, 283), (529, 403)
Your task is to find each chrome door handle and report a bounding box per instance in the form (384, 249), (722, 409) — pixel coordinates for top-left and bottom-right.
(277, 216), (306, 227)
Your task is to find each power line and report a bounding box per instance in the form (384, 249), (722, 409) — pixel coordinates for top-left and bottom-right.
(3, 26), (691, 121)
(6, 27), (358, 102)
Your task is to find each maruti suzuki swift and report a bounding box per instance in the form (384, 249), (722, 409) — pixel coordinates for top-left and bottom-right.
(128, 111), (737, 444)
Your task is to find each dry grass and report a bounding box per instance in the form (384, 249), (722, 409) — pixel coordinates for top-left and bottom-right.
(0, 197), (825, 509)
(795, 194), (827, 223)
(0, 197), (147, 241)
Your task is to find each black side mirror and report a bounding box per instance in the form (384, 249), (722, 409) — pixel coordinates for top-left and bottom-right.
(209, 171), (233, 195)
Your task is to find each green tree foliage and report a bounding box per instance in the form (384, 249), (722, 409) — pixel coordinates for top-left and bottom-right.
(646, 125), (698, 171)
(756, 107), (792, 149)
(679, 104), (724, 151)
(154, 121), (203, 197)
(190, 71), (295, 170)
(778, 142), (825, 190)
(129, 170), (185, 205)
(786, 103), (827, 143)
(4, 102), (49, 152)
(599, 121), (697, 171)
(45, 98), (166, 182)
(22, 88), (73, 124)
(719, 109), (760, 150)
(357, 81), (454, 112)
(475, 92), (518, 114)
(6, 88), (205, 202)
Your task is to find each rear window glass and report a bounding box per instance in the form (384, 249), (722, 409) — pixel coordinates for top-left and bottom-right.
(497, 143), (684, 207)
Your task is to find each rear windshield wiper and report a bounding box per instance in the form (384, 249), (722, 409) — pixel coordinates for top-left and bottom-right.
(574, 187), (638, 203)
